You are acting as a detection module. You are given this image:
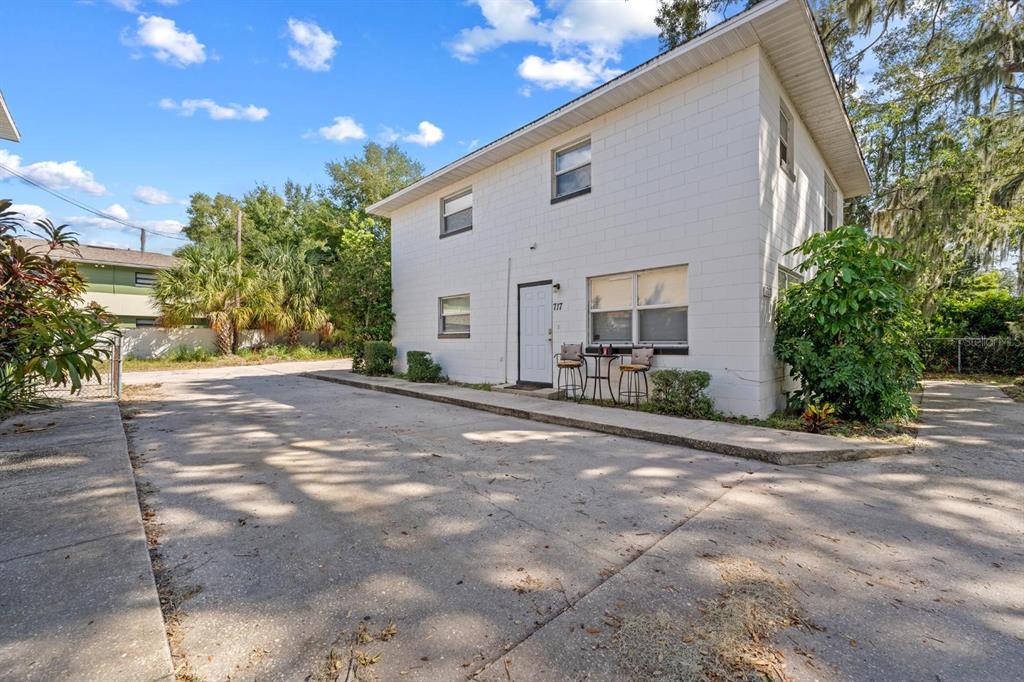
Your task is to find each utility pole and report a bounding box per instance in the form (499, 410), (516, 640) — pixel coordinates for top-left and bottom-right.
(233, 208), (242, 353)
(139, 228), (146, 253)
(235, 208), (242, 277)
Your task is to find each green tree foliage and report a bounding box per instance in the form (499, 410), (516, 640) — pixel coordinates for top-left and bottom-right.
(774, 227), (923, 422)
(926, 272), (1024, 337)
(327, 217), (395, 342)
(172, 144), (422, 347)
(655, 1), (761, 51)
(322, 142), (423, 342)
(325, 142), (424, 213)
(184, 192), (241, 245)
(154, 242), (282, 354)
(0, 201), (116, 414)
(258, 241), (329, 346)
(843, 0), (1024, 291)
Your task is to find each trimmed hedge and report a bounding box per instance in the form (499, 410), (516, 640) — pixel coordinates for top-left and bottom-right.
(645, 369), (718, 419)
(363, 341), (396, 376)
(406, 350), (444, 383)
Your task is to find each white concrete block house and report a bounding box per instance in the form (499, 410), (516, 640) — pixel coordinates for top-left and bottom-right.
(368, 0), (871, 418)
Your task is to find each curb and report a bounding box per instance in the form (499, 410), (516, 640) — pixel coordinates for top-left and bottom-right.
(302, 372), (911, 466)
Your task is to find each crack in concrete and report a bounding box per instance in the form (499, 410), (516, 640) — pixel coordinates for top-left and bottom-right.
(0, 529), (134, 565)
(466, 476), (747, 679)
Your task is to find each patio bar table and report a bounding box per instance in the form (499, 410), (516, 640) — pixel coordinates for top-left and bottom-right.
(582, 351), (621, 404)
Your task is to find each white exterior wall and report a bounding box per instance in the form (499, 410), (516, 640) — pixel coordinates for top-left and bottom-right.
(391, 45), (846, 417)
(755, 52), (845, 414)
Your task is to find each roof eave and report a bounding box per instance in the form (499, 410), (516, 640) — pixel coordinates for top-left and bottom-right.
(0, 91), (21, 143)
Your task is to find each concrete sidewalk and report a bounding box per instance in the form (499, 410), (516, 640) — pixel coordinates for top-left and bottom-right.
(304, 369), (908, 465)
(0, 401), (172, 681)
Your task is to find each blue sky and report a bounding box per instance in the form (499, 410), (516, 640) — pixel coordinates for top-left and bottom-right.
(3, 1), (883, 256)
(2, 0), (671, 253)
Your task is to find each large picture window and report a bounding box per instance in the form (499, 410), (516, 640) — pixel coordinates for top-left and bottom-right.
(552, 138), (591, 201)
(588, 265), (688, 346)
(439, 294), (470, 337)
(441, 188), (472, 236)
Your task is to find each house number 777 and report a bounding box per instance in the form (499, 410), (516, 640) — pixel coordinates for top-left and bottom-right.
(552, 302), (563, 311)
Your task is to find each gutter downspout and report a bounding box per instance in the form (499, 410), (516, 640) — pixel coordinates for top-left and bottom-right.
(503, 256), (511, 385)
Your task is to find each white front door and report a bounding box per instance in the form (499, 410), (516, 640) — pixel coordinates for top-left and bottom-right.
(519, 282), (552, 384)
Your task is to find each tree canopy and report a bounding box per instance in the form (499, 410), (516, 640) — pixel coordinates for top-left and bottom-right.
(164, 142), (423, 347)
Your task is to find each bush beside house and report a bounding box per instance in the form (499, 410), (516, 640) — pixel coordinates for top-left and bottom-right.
(363, 341), (396, 376)
(774, 226), (922, 424)
(406, 351), (444, 383)
(645, 369), (718, 419)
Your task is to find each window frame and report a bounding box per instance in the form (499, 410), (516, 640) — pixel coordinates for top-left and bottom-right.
(551, 137), (592, 203)
(777, 266), (802, 294)
(779, 101), (794, 179)
(135, 271), (157, 287)
(587, 265), (689, 348)
(440, 187), (473, 238)
(823, 175), (837, 231)
(438, 293), (471, 339)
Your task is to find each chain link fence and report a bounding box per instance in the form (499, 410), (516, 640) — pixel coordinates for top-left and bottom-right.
(36, 334), (123, 401)
(920, 337), (1024, 375)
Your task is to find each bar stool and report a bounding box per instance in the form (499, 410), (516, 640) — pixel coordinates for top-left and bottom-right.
(554, 342), (586, 401)
(618, 347), (653, 407)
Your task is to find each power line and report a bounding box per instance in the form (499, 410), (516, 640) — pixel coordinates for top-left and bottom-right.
(0, 161), (190, 241)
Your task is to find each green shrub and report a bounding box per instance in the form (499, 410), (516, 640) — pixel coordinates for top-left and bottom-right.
(349, 340), (366, 372)
(363, 341), (396, 376)
(774, 226), (922, 423)
(406, 350), (444, 382)
(645, 369), (718, 419)
(169, 345), (213, 362)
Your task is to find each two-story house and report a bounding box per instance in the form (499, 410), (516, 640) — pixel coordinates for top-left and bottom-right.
(17, 239), (176, 327)
(367, 0), (870, 418)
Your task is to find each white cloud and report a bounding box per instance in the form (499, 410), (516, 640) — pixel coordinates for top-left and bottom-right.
(108, 0), (141, 11)
(286, 18), (339, 72)
(402, 121), (444, 147)
(133, 185), (179, 205)
(160, 98), (269, 121)
(0, 149), (107, 195)
(9, 203), (49, 223)
(64, 204), (184, 235)
(105, 203), (130, 220)
(517, 55), (622, 90)
(318, 116), (366, 142)
(449, 0), (658, 91)
(377, 126), (401, 143)
(125, 15), (206, 67)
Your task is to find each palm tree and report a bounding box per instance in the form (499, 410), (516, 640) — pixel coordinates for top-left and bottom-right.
(154, 243), (282, 354)
(259, 242), (328, 346)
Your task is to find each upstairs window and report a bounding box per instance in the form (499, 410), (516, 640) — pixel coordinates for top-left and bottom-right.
(779, 102), (794, 178)
(552, 138), (591, 202)
(441, 188), (472, 237)
(439, 294), (470, 337)
(824, 176), (837, 231)
(135, 272), (157, 287)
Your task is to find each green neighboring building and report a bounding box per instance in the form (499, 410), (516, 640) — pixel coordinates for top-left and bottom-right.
(17, 238), (177, 327)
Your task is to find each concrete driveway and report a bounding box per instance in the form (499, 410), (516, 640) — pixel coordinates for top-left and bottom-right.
(121, 364), (1023, 681)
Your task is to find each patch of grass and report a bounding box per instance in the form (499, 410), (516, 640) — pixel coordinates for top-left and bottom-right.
(123, 346), (347, 372)
(311, 618), (398, 681)
(571, 395), (915, 445)
(453, 381), (493, 391)
(615, 557), (804, 681)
